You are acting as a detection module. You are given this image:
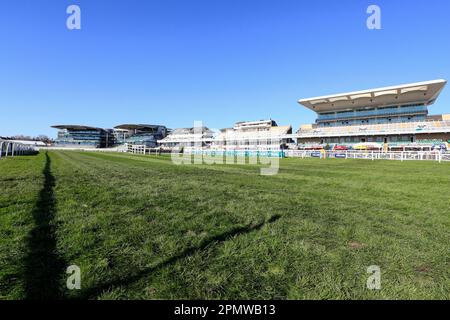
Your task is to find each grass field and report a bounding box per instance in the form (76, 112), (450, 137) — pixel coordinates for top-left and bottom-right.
(0, 151), (449, 300)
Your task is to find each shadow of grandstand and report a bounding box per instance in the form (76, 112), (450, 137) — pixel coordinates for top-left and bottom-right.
(24, 152), (66, 300)
(80, 214), (281, 299)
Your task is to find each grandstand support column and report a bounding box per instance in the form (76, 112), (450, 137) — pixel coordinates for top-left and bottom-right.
(0, 141), (3, 159)
(11, 143), (15, 157)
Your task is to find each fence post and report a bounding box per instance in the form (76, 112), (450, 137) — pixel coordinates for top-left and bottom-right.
(5, 142), (10, 158)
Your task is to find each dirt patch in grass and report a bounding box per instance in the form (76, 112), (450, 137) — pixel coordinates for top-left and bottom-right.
(348, 241), (365, 250)
(415, 265), (432, 273)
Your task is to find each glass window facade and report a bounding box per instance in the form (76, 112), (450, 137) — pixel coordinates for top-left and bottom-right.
(316, 104), (427, 127)
(55, 129), (114, 148)
(114, 126), (167, 147)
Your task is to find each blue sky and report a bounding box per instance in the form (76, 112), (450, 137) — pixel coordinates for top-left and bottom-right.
(1, 0), (449, 137)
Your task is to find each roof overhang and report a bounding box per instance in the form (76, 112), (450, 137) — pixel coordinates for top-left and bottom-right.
(51, 125), (103, 131)
(114, 124), (163, 130)
(298, 79), (447, 113)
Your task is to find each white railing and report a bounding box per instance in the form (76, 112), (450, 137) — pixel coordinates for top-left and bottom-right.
(284, 150), (449, 162)
(0, 140), (37, 159)
(31, 144), (450, 163)
(128, 144), (147, 154)
(38, 145), (128, 153)
(183, 149), (285, 158)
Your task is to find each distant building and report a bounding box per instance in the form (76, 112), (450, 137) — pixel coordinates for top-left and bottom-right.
(212, 120), (292, 150)
(113, 124), (167, 148)
(296, 80), (450, 150)
(51, 125), (114, 148)
(158, 127), (215, 150)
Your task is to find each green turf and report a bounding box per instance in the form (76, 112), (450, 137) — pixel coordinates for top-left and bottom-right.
(0, 151), (449, 300)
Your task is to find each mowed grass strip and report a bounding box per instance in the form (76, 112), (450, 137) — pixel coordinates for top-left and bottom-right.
(0, 151), (449, 299)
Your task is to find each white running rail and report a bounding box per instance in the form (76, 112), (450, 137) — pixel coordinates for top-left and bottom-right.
(0, 140), (37, 159)
(284, 150), (449, 162)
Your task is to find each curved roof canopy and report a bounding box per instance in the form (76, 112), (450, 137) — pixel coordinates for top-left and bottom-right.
(51, 125), (104, 131)
(114, 124), (164, 130)
(298, 79), (447, 113)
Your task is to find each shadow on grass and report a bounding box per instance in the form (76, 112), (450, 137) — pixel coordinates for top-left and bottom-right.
(81, 214), (282, 299)
(24, 152), (66, 299)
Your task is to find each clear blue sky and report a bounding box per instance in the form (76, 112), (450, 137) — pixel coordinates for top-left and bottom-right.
(1, 0), (449, 137)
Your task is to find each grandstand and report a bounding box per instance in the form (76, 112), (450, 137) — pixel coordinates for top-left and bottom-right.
(158, 126), (215, 150)
(47, 80), (450, 156)
(113, 124), (167, 147)
(296, 80), (450, 150)
(211, 120), (292, 150)
(52, 125), (115, 148)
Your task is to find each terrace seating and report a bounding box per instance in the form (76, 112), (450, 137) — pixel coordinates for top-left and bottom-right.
(298, 120), (450, 137)
(416, 139), (444, 145)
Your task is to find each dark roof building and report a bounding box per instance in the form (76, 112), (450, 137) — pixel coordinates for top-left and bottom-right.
(51, 125), (114, 148)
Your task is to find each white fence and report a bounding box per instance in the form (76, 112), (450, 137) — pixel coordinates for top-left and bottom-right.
(38, 145), (128, 153)
(284, 150), (449, 162)
(133, 148), (450, 162)
(0, 140), (37, 159)
(31, 145), (450, 163)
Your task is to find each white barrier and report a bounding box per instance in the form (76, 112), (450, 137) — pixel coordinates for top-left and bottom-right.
(38, 145), (128, 153)
(32, 146), (450, 163)
(284, 150), (449, 162)
(0, 140), (38, 159)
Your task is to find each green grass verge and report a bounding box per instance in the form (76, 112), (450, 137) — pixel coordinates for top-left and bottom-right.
(0, 151), (449, 299)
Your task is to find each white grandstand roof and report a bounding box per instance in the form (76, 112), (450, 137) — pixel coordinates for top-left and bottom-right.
(298, 79), (447, 113)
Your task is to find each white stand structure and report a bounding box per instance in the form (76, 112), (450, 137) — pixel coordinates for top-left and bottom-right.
(0, 139), (37, 160)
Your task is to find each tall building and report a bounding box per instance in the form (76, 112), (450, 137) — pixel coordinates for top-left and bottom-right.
(52, 125), (115, 148)
(296, 80), (450, 150)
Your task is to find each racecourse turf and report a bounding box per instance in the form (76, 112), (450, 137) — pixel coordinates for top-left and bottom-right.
(0, 151), (449, 299)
